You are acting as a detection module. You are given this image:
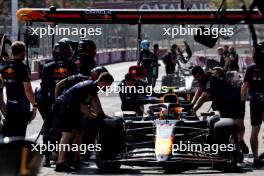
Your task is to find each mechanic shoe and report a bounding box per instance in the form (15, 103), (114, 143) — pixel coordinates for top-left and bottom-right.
(69, 160), (81, 170)
(239, 140), (249, 154)
(43, 156), (50, 167)
(259, 152), (264, 161)
(253, 159), (264, 168)
(80, 160), (90, 166)
(55, 162), (77, 173)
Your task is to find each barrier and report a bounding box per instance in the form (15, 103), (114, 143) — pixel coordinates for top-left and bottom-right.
(30, 49), (253, 80)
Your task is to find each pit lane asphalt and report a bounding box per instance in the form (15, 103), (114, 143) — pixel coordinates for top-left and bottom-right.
(24, 61), (264, 175)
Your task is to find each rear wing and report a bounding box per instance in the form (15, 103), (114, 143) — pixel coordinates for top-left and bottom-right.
(16, 8), (264, 24)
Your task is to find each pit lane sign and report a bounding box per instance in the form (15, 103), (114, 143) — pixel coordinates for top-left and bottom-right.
(16, 8), (264, 24)
(92, 0), (210, 10)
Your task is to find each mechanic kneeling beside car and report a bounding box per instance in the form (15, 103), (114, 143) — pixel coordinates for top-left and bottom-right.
(191, 66), (249, 156)
(53, 72), (114, 173)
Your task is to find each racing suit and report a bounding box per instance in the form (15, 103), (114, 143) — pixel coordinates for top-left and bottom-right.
(138, 49), (154, 86)
(118, 79), (148, 116)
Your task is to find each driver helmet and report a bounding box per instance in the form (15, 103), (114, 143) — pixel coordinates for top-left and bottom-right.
(159, 106), (181, 120)
(140, 40), (150, 50)
(91, 66), (109, 81)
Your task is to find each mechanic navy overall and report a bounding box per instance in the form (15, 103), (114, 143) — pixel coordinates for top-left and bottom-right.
(54, 80), (99, 133)
(41, 41), (77, 167)
(244, 64), (264, 126)
(162, 44), (180, 75)
(1, 59), (31, 137)
(78, 40), (97, 76)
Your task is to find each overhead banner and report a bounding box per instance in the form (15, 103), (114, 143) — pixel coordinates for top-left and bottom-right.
(90, 0), (211, 10)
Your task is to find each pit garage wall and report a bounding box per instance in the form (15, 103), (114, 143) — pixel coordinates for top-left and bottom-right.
(30, 48), (253, 81)
(30, 48), (168, 80)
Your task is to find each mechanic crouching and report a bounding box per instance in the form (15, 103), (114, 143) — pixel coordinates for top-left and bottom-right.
(191, 66), (249, 156)
(53, 73), (114, 172)
(119, 73), (148, 116)
(54, 66), (109, 161)
(241, 42), (264, 167)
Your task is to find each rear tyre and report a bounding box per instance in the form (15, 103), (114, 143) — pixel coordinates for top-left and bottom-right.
(212, 118), (239, 171)
(95, 117), (123, 171)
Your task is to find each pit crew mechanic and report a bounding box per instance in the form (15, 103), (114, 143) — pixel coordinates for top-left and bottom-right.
(138, 40), (155, 86)
(118, 73), (148, 116)
(55, 66), (108, 98)
(216, 47), (229, 71)
(152, 43), (160, 87)
(162, 44), (181, 75)
(53, 72), (114, 172)
(41, 40), (77, 167)
(78, 40), (97, 76)
(191, 66), (249, 155)
(54, 66), (108, 161)
(0, 41), (37, 137)
(241, 41), (264, 167)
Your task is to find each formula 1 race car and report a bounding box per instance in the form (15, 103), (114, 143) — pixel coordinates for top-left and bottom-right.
(95, 94), (242, 172)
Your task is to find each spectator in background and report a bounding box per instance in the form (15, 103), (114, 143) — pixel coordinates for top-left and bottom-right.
(217, 47), (229, 71)
(228, 47), (239, 71)
(196, 56), (207, 68)
(223, 45), (230, 58)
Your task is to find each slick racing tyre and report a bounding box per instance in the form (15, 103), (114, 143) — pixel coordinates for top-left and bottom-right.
(95, 117), (123, 171)
(212, 118), (239, 171)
